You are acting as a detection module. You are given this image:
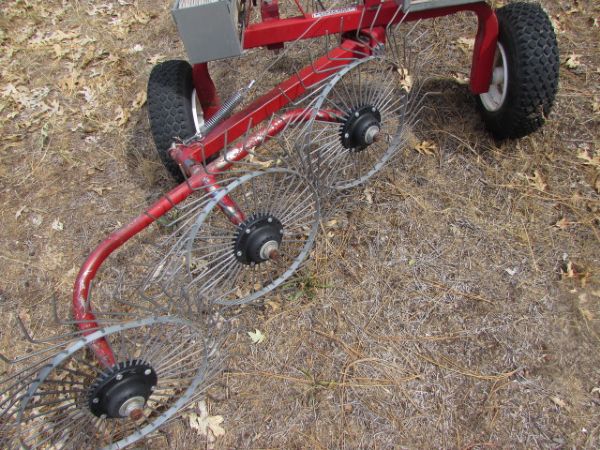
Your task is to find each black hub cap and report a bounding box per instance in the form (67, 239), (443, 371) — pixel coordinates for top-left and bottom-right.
(340, 105), (381, 152)
(88, 360), (157, 418)
(233, 213), (283, 265)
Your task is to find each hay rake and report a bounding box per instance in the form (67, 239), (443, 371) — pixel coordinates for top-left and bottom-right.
(0, 0), (558, 447)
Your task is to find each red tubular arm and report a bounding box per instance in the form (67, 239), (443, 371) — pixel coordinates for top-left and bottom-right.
(192, 63), (221, 119)
(72, 170), (216, 368)
(73, 108), (339, 368)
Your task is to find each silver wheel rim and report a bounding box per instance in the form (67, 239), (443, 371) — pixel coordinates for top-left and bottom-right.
(191, 89), (205, 133)
(479, 42), (509, 112)
(16, 317), (210, 450)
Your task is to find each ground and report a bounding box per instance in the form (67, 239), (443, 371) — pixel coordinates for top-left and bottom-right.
(0, 0), (599, 448)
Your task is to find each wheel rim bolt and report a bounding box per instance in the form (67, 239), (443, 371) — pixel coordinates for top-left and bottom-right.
(92, 397), (99, 404)
(115, 374), (123, 381)
(144, 369), (152, 376)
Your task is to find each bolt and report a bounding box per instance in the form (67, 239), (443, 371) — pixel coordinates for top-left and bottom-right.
(344, 133), (350, 139)
(260, 240), (280, 261)
(144, 369), (152, 376)
(246, 228), (251, 234)
(92, 397), (99, 404)
(151, 385), (156, 392)
(119, 396), (146, 419)
(372, 107), (377, 112)
(267, 217), (273, 223)
(364, 125), (380, 145)
(101, 414), (107, 419)
(279, 229), (284, 234)
(115, 374), (123, 381)
(129, 409), (144, 421)
(354, 111), (360, 117)
(237, 251), (242, 257)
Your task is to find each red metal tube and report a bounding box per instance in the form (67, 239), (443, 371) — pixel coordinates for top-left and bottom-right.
(72, 169), (217, 368)
(170, 40), (366, 171)
(243, 1), (496, 93)
(192, 63), (221, 120)
(467, 3), (498, 94)
(73, 108), (337, 367)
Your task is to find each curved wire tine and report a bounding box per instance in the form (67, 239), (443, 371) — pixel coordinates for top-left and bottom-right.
(354, 2), (367, 40)
(15, 314), (90, 345)
(368, 2), (384, 36)
(0, 336), (71, 365)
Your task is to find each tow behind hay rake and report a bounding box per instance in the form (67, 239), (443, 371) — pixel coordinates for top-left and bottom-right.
(0, 0), (558, 448)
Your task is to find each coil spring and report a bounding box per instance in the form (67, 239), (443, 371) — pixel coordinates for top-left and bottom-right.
(199, 80), (255, 137)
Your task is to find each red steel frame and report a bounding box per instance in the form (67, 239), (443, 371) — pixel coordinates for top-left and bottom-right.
(73, 0), (498, 368)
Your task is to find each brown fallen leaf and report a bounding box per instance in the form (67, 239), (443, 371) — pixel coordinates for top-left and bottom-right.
(414, 140), (437, 156)
(132, 91), (146, 110)
(526, 170), (547, 191)
(554, 217), (572, 230)
(551, 396), (569, 410)
(114, 106), (130, 127)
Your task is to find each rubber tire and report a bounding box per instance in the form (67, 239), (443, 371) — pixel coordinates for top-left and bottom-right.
(147, 60), (198, 181)
(477, 2), (559, 139)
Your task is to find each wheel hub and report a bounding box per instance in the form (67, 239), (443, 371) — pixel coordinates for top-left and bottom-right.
(88, 360), (157, 419)
(233, 213), (284, 265)
(340, 105), (381, 152)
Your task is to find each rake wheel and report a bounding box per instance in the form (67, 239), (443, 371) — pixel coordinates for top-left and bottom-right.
(302, 55), (411, 191)
(8, 317), (211, 450)
(149, 168), (320, 308)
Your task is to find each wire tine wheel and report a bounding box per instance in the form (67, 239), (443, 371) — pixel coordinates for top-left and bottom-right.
(142, 166), (320, 309)
(296, 20), (432, 194)
(0, 316), (222, 450)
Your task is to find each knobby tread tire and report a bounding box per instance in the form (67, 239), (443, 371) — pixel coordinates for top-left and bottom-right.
(147, 60), (198, 181)
(477, 2), (559, 139)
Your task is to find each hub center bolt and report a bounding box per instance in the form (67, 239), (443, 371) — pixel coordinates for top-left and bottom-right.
(259, 240), (280, 260)
(119, 396), (146, 420)
(364, 125), (380, 144)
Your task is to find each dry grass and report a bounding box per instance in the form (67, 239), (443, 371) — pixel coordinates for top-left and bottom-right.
(1, 0), (599, 448)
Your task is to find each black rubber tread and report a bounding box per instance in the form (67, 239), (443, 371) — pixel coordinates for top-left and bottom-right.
(147, 60), (198, 181)
(477, 2), (559, 139)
